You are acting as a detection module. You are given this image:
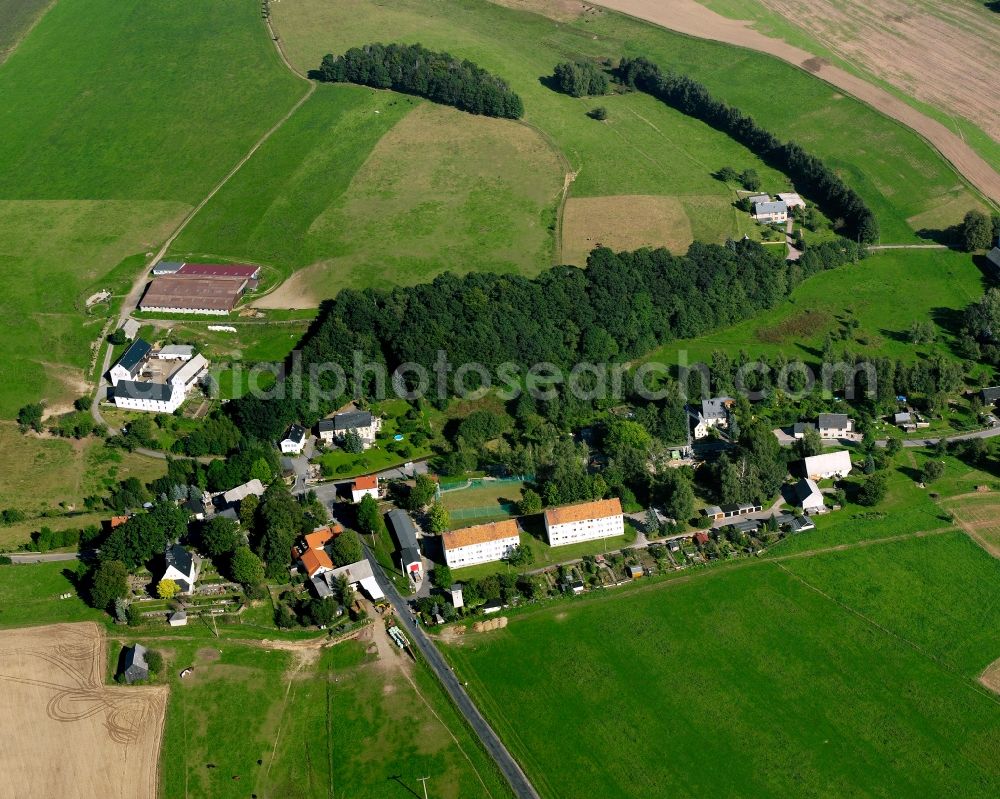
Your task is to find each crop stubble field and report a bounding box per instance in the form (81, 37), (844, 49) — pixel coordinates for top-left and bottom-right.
(0, 622), (166, 799)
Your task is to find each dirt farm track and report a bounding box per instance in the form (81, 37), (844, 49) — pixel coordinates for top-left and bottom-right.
(0, 623), (166, 799)
(590, 0), (1000, 206)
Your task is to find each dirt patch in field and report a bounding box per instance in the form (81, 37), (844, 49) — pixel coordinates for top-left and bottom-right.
(757, 309), (832, 344)
(590, 0), (1000, 204)
(980, 656), (1000, 695)
(942, 494), (1000, 559)
(562, 195), (693, 264)
(488, 0), (594, 20)
(0, 622), (166, 799)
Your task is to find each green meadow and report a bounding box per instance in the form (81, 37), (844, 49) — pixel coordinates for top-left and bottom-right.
(443, 532), (1000, 799)
(173, 86), (567, 301)
(157, 638), (512, 799)
(0, 0), (304, 415)
(644, 247), (986, 368)
(272, 0), (983, 245)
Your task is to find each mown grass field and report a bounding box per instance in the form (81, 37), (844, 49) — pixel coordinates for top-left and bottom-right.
(176, 88), (567, 303)
(272, 0), (983, 246)
(157, 637), (512, 799)
(644, 247), (986, 368)
(443, 532), (1000, 798)
(0, 0), (305, 416)
(0, 422), (167, 548)
(0, 561), (105, 628)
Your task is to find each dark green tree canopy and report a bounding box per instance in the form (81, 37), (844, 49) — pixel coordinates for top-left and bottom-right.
(315, 43), (523, 119)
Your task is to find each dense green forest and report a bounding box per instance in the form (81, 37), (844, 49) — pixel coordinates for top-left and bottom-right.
(314, 42), (523, 118)
(229, 239), (865, 440)
(614, 57), (879, 243)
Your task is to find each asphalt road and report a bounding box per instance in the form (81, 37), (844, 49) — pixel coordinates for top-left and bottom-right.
(363, 546), (541, 799)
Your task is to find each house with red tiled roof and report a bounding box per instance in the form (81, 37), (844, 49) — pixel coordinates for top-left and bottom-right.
(351, 474), (379, 503)
(442, 520), (520, 569)
(543, 498), (623, 547)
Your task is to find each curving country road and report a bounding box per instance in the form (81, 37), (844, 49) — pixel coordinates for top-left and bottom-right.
(363, 545), (542, 799)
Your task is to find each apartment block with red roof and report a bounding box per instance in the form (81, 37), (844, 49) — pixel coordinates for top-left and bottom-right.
(543, 498), (624, 547)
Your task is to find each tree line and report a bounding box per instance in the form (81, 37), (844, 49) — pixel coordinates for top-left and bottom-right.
(314, 43), (523, 119)
(231, 237), (866, 440)
(613, 57), (879, 243)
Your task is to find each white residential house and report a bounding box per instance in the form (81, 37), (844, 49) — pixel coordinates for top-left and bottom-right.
(162, 544), (199, 594)
(793, 478), (825, 514)
(109, 339), (152, 386)
(319, 410), (382, 448)
(311, 558), (385, 602)
(543, 498), (624, 547)
(752, 199), (788, 223)
(442, 520), (520, 569)
(691, 397), (733, 439)
(777, 192), (806, 209)
(802, 450), (853, 480)
(817, 413), (853, 439)
(350, 474), (380, 503)
(280, 424), (307, 455)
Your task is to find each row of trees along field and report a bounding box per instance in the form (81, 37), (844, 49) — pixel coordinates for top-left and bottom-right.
(611, 57), (879, 244)
(314, 43), (523, 119)
(229, 238), (866, 440)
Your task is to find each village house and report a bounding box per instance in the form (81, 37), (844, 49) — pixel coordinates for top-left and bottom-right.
(543, 498), (624, 547)
(311, 558), (385, 602)
(802, 450), (853, 480)
(294, 525), (343, 580)
(280, 424), (307, 455)
(792, 422), (816, 439)
(980, 386), (1000, 408)
(161, 544), (199, 594)
(792, 478), (825, 514)
(109, 339), (152, 386)
(690, 397), (733, 439)
(817, 413), (853, 438)
(442, 519), (520, 569)
(387, 509), (423, 583)
(752, 199), (788, 223)
(122, 644), (149, 684)
(350, 474), (379, 503)
(318, 410), (382, 448)
(986, 240), (1000, 278)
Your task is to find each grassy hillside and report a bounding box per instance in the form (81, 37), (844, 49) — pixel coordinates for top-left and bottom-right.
(0, 0), (305, 415)
(173, 86), (567, 302)
(272, 0), (983, 245)
(643, 247), (986, 367)
(443, 534), (1000, 798)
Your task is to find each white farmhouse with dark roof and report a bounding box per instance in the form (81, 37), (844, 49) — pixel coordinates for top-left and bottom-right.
(109, 339), (152, 386)
(319, 410), (382, 448)
(162, 544), (199, 594)
(280, 424), (307, 455)
(817, 413), (853, 438)
(690, 397), (733, 439)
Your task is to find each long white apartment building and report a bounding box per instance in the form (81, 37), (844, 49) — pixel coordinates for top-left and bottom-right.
(543, 498), (624, 547)
(442, 520), (520, 569)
